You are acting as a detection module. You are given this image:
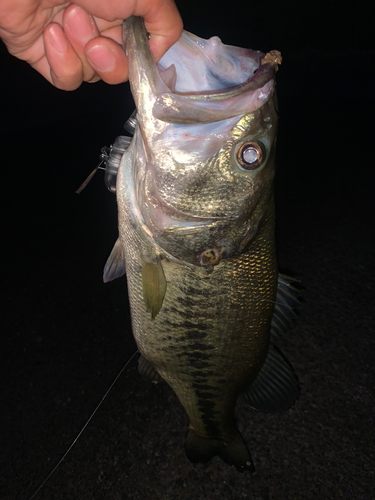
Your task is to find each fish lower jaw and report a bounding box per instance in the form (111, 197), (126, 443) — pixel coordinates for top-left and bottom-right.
(142, 195), (224, 233)
(150, 212), (215, 233)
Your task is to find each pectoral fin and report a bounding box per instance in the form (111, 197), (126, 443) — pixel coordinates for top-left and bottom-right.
(142, 257), (167, 319)
(103, 238), (126, 283)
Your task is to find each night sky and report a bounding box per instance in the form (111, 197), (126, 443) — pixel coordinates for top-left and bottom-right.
(1, 1), (374, 499)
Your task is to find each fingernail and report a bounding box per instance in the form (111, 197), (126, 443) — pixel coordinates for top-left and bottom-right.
(87, 45), (116, 73)
(66, 6), (95, 42)
(48, 25), (68, 53)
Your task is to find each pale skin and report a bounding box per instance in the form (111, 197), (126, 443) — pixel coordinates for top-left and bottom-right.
(0, 0), (183, 90)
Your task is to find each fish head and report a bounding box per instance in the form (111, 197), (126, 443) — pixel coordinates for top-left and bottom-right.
(122, 18), (280, 268)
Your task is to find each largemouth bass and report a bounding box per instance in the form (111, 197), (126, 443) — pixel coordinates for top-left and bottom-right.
(105, 16), (299, 472)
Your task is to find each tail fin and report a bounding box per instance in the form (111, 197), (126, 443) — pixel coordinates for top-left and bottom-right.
(185, 427), (255, 473)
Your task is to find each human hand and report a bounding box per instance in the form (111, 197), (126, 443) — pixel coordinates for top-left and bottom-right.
(0, 0), (182, 90)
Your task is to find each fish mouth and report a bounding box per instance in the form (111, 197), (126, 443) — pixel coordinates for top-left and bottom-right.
(123, 17), (281, 126)
(153, 52), (281, 125)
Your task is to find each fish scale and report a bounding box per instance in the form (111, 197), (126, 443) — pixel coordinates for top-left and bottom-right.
(104, 16), (299, 471)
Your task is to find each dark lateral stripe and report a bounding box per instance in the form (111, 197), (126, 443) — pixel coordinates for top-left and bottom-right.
(182, 321), (208, 330)
(197, 395), (221, 435)
(197, 396), (216, 409)
(187, 358), (210, 369)
(192, 383), (215, 392)
(191, 376), (213, 383)
(163, 305), (213, 321)
(196, 391), (216, 401)
(186, 351), (210, 360)
(161, 317), (208, 329)
(175, 295), (211, 308)
(168, 332), (208, 343)
(191, 369), (216, 377)
(185, 330), (207, 340)
(159, 343), (213, 358)
(161, 335), (173, 342)
(185, 342), (214, 351)
(181, 370), (216, 381)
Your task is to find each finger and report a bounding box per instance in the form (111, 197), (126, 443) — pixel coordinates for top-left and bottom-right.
(63, 5), (99, 83)
(74, 0), (183, 59)
(43, 23), (85, 90)
(142, 0), (183, 61)
(85, 37), (129, 84)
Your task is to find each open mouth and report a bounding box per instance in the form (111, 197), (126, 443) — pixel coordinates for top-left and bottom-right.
(153, 32), (281, 125)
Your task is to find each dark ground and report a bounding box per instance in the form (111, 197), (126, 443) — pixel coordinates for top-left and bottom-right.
(1, 2), (374, 499)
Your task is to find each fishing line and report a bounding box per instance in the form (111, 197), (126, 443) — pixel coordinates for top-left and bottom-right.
(29, 350), (139, 500)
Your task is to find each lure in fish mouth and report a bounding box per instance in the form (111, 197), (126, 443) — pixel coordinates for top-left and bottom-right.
(105, 16), (299, 472)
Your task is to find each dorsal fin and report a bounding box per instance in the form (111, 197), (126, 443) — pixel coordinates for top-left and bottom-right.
(270, 273), (301, 339)
(242, 274), (301, 412)
(243, 345), (299, 413)
(103, 238), (126, 283)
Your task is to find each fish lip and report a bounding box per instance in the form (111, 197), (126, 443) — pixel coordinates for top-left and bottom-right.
(145, 200), (234, 234)
(171, 59), (276, 99)
(153, 51), (280, 125)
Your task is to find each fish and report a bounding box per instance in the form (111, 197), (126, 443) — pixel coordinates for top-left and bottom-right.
(104, 16), (300, 472)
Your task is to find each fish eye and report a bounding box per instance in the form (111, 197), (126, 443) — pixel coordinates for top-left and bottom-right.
(236, 141), (264, 170)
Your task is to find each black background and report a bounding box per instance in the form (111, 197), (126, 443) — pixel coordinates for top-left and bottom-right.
(1, 1), (374, 499)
